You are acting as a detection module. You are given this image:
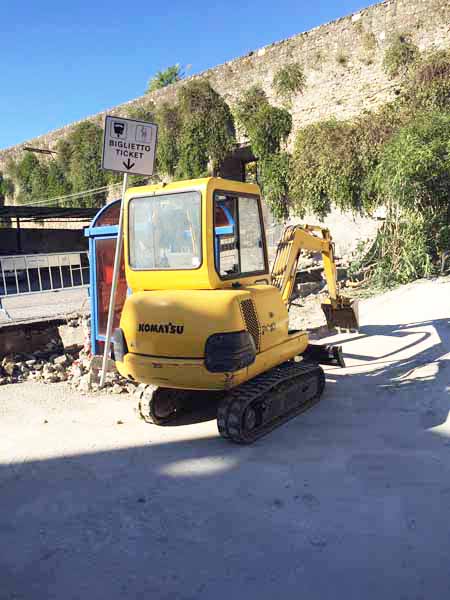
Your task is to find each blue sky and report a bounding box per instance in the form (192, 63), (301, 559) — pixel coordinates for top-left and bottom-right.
(1, 0), (374, 149)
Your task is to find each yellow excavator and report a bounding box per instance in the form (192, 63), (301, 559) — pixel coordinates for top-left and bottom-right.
(113, 177), (358, 443)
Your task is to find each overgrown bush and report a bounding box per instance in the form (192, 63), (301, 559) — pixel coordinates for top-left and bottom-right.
(235, 86), (292, 219)
(273, 63), (306, 104)
(290, 119), (363, 218)
(126, 100), (156, 123)
(403, 49), (450, 111)
(0, 172), (14, 204)
(176, 80), (236, 178)
(383, 33), (418, 78)
(62, 121), (108, 206)
(352, 211), (434, 288)
(147, 64), (183, 93)
(155, 102), (181, 177)
(355, 110), (450, 286)
(259, 152), (291, 220)
(7, 121), (108, 207)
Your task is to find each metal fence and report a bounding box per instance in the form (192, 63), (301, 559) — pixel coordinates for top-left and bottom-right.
(0, 251), (90, 298)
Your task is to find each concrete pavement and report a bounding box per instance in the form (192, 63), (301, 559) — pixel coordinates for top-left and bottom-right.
(0, 278), (449, 599)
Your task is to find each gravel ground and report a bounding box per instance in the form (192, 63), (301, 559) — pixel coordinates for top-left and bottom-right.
(1, 278), (449, 600)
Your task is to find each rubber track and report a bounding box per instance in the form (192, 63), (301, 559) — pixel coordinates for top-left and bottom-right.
(217, 361), (325, 444)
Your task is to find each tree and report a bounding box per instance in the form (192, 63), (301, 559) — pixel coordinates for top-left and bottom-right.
(147, 64), (183, 93)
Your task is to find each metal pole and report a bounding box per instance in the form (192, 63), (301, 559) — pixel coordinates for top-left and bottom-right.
(99, 172), (128, 388)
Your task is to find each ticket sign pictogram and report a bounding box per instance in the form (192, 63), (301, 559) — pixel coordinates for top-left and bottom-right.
(102, 115), (158, 176)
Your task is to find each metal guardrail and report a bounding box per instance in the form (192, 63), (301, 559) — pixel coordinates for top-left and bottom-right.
(0, 251), (90, 298)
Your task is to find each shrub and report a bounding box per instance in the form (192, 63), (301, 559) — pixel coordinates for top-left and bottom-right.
(404, 49), (450, 111)
(273, 63), (306, 104)
(336, 51), (349, 67)
(383, 33), (418, 78)
(147, 64), (183, 93)
(290, 119), (363, 218)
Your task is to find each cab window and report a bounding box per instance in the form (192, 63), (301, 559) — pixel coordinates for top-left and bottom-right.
(214, 192), (266, 278)
(129, 191), (201, 270)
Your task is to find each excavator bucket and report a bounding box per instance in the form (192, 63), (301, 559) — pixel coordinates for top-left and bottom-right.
(321, 299), (359, 332)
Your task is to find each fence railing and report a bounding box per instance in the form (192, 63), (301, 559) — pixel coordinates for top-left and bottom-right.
(0, 251), (90, 298)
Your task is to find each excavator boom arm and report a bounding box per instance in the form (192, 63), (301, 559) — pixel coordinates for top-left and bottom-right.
(271, 225), (359, 331)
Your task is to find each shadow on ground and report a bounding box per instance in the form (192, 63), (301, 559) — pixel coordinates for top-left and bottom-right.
(1, 317), (449, 600)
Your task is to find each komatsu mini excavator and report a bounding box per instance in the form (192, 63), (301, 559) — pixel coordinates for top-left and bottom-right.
(113, 177), (359, 443)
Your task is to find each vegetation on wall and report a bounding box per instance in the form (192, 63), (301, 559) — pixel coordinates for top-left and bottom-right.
(336, 51), (349, 67)
(176, 80), (236, 178)
(62, 121), (108, 205)
(154, 102), (181, 177)
(4, 42), (449, 288)
(273, 63), (306, 105)
(6, 121), (108, 207)
(383, 33), (419, 78)
(403, 49), (450, 111)
(0, 172), (14, 205)
(146, 64), (183, 93)
(290, 119), (362, 218)
(235, 86), (292, 219)
(290, 49), (450, 286)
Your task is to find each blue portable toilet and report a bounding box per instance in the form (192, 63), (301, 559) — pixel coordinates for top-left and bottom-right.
(84, 200), (127, 355)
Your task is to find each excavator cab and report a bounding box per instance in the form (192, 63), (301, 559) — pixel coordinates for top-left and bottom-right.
(115, 177), (358, 443)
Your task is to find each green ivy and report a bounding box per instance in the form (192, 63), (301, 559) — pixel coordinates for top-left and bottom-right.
(259, 152), (291, 220)
(64, 121), (108, 206)
(155, 102), (181, 177)
(176, 80), (236, 178)
(235, 86), (292, 220)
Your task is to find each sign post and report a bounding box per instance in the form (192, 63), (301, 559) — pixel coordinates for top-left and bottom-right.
(99, 116), (157, 388)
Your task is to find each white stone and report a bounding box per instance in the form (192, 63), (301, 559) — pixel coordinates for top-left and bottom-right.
(54, 355), (69, 366)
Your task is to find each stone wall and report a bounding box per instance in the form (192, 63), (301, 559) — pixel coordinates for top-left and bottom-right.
(0, 0), (448, 171)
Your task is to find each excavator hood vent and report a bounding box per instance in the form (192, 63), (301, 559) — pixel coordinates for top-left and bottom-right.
(239, 299), (261, 352)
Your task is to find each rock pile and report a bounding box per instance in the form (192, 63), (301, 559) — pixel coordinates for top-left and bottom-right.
(0, 314), (139, 396)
